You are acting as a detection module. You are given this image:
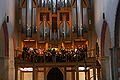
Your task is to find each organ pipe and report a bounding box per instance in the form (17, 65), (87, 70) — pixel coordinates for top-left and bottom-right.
(58, 29), (60, 40)
(50, 29), (52, 40)
(43, 20), (46, 39)
(63, 21), (66, 39)
(77, 0), (82, 36)
(26, 0), (32, 37)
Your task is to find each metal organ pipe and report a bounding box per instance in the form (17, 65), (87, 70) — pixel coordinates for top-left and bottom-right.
(33, 8), (36, 33)
(38, 0), (40, 7)
(77, 0), (82, 36)
(58, 29), (60, 40)
(43, 20), (46, 39)
(22, 8), (26, 33)
(72, 8), (76, 32)
(26, 0), (32, 37)
(63, 21), (66, 39)
(50, 29), (52, 40)
(76, 0), (78, 33)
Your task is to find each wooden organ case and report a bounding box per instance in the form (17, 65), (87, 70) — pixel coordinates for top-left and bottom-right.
(37, 0), (72, 41)
(20, 0), (75, 48)
(20, 0), (88, 49)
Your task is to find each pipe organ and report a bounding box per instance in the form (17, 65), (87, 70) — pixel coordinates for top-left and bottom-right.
(16, 1), (101, 80)
(20, 0), (88, 44)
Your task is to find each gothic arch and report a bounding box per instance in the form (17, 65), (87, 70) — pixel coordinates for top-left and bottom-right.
(0, 21), (9, 80)
(47, 67), (63, 80)
(101, 21), (107, 56)
(101, 20), (111, 56)
(46, 67), (64, 76)
(100, 20), (112, 80)
(115, 0), (120, 47)
(0, 21), (9, 57)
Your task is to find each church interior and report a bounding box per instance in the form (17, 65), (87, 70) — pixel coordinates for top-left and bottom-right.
(0, 0), (120, 80)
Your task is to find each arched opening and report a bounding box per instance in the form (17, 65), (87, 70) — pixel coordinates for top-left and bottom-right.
(47, 68), (63, 80)
(115, 0), (120, 47)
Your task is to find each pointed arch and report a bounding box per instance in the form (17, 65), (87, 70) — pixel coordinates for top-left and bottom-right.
(0, 21), (9, 57)
(101, 20), (107, 56)
(3, 21), (9, 57)
(101, 20), (111, 56)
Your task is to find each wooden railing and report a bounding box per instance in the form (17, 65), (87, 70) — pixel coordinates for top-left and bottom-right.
(15, 49), (97, 64)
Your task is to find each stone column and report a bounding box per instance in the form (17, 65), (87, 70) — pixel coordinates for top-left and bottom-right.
(101, 56), (111, 80)
(110, 47), (120, 80)
(0, 57), (9, 80)
(9, 38), (15, 80)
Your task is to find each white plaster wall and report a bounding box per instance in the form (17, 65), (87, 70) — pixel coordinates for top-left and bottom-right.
(0, 0), (15, 38)
(6, 0), (15, 38)
(0, 0), (15, 80)
(0, 0), (7, 29)
(94, 0), (119, 47)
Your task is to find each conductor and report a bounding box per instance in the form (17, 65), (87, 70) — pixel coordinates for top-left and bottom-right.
(51, 49), (56, 62)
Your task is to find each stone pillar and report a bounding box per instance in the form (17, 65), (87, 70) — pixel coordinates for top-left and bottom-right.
(0, 57), (9, 80)
(9, 38), (15, 80)
(101, 56), (111, 80)
(110, 47), (120, 80)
